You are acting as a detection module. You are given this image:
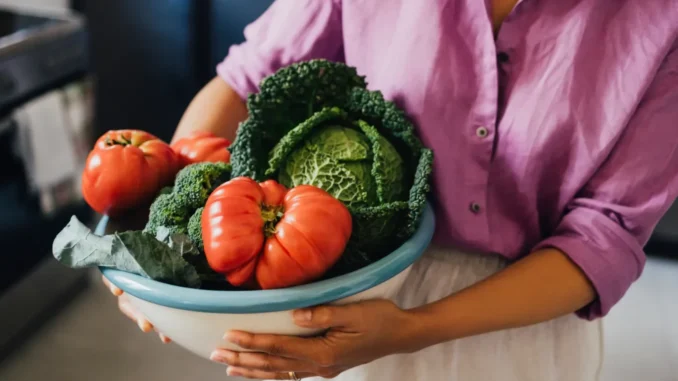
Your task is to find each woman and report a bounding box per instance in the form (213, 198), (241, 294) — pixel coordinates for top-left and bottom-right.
(104, 0), (678, 380)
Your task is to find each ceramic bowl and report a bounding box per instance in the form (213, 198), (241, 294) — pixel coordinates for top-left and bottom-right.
(97, 203), (435, 360)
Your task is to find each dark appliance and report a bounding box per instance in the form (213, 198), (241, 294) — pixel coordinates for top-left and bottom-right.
(0, 5), (93, 361)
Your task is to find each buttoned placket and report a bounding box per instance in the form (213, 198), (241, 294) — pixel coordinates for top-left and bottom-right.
(469, 119), (493, 218)
(467, 0), (524, 245)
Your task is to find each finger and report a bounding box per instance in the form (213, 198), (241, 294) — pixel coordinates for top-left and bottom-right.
(210, 349), (311, 373)
(117, 295), (137, 321)
(225, 331), (330, 363)
(159, 333), (172, 344)
(225, 367), (318, 380)
(102, 275), (123, 296)
(118, 295), (153, 333)
(292, 305), (357, 329)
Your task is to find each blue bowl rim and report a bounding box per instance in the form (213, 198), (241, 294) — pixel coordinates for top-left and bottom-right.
(99, 203), (435, 314)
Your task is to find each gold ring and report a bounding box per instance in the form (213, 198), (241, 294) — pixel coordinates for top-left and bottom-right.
(288, 371), (301, 380)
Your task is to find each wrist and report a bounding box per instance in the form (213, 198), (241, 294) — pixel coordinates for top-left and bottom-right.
(397, 304), (448, 354)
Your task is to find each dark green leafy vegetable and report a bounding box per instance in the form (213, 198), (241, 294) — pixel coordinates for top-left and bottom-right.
(187, 207), (204, 251)
(154, 226), (198, 257)
(230, 59), (434, 262)
(174, 161), (232, 210)
(229, 59), (367, 180)
(144, 162), (231, 243)
(159, 223), (233, 289)
(146, 194), (191, 230)
(53, 216), (201, 288)
(269, 107), (406, 208)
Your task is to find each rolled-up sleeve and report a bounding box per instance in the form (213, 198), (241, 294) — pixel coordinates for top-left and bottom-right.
(534, 43), (678, 320)
(216, 0), (344, 100)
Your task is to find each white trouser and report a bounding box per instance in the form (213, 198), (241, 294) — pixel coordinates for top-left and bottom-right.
(305, 245), (604, 381)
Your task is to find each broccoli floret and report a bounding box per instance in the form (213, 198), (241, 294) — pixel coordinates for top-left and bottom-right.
(164, 224), (188, 236)
(174, 162), (231, 209)
(143, 219), (188, 237)
(144, 193), (191, 235)
(144, 162), (231, 236)
(142, 221), (157, 235)
(187, 207), (204, 251)
(148, 194), (190, 226)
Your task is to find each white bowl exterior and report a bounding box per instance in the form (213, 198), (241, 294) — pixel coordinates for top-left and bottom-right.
(127, 265), (413, 360)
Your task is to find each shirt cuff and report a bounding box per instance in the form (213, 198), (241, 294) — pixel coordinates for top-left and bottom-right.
(533, 207), (646, 320)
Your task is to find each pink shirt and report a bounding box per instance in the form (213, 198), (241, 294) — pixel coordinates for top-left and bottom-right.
(217, 0), (678, 319)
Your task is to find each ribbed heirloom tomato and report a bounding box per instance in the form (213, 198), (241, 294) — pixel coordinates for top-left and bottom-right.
(81, 130), (179, 217)
(202, 177), (352, 290)
(170, 131), (231, 167)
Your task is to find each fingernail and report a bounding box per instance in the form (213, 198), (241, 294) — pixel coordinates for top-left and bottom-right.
(210, 350), (224, 363)
(214, 350), (235, 362)
(223, 331), (244, 344)
(137, 318), (152, 333)
(159, 334), (171, 344)
(108, 284), (122, 296)
(226, 367), (242, 376)
(293, 309), (312, 322)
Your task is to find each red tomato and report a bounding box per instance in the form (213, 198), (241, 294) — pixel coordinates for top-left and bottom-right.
(81, 130), (179, 217)
(170, 131), (231, 167)
(202, 177), (352, 290)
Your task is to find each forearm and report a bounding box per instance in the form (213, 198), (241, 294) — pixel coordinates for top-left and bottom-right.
(406, 248), (596, 350)
(171, 77), (249, 144)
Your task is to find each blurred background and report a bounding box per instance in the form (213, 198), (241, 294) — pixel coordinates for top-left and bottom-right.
(0, 1), (675, 380)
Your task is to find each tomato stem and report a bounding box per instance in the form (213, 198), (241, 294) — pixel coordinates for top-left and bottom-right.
(105, 135), (133, 147)
(261, 205), (284, 237)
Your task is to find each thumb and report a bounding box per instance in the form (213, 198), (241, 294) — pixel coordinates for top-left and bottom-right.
(292, 305), (356, 329)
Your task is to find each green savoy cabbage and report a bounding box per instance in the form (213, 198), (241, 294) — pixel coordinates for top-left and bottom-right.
(230, 59), (434, 272)
(275, 116), (405, 208)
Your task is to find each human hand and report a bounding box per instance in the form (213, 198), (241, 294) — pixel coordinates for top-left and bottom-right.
(210, 299), (422, 379)
(102, 275), (172, 344)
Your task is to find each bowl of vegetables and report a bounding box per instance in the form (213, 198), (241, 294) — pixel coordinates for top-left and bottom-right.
(91, 201), (434, 360)
(53, 59), (435, 361)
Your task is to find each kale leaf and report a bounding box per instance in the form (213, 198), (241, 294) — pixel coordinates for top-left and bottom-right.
(53, 216), (201, 288)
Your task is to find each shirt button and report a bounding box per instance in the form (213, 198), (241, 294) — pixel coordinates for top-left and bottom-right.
(476, 126), (489, 138)
(470, 202), (482, 214)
